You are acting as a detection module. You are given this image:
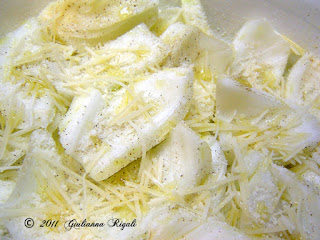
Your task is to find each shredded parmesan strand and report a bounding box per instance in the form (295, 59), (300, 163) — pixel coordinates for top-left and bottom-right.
(37, 159), (83, 217)
(185, 176), (241, 195)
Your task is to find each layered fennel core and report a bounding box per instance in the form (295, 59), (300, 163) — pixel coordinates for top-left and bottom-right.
(40, 0), (159, 44)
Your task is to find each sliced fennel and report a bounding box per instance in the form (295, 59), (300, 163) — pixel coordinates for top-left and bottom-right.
(149, 122), (212, 194)
(247, 169), (280, 221)
(0, 19), (58, 180)
(60, 67), (193, 181)
(40, 0), (159, 45)
(216, 77), (282, 121)
(271, 164), (320, 240)
(231, 19), (291, 98)
(59, 88), (104, 155)
(1, 0), (320, 239)
(202, 136), (228, 208)
(181, 0), (214, 36)
(216, 77), (320, 165)
(0, 180), (15, 204)
(286, 53), (320, 119)
(96, 23), (169, 76)
(151, 6), (183, 36)
(0, 19), (57, 130)
(161, 22), (232, 75)
(204, 135), (228, 182)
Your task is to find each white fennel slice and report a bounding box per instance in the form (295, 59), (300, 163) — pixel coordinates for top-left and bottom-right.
(271, 164), (320, 240)
(202, 135), (228, 207)
(0, 19), (56, 130)
(39, 0), (159, 45)
(161, 22), (232, 75)
(286, 53), (320, 118)
(231, 19), (290, 82)
(59, 88), (104, 155)
(150, 122), (212, 194)
(181, 0), (214, 36)
(100, 23), (170, 76)
(216, 77), (282, 121)
(59, 67), (193, 181)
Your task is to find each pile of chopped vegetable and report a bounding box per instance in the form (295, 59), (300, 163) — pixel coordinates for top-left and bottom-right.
(0, 0), (320, 239)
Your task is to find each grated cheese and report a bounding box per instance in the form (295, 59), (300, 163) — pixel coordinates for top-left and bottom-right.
(0, 1), (319, 239)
